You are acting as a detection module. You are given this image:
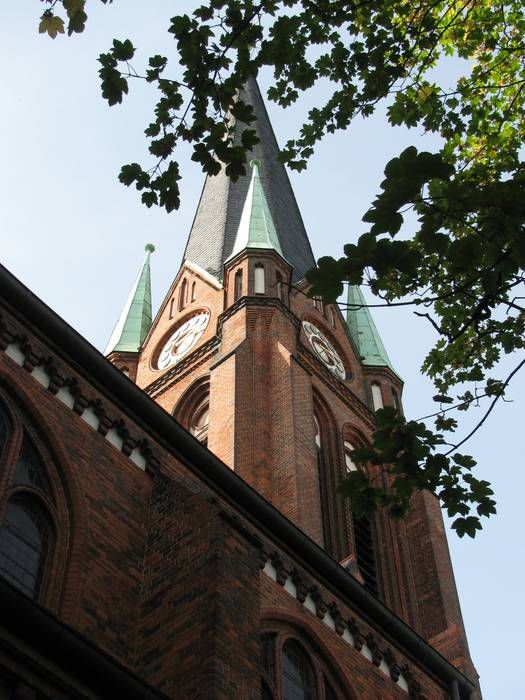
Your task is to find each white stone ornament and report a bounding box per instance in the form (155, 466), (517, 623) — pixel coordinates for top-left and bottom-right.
(157, 311), (210, 370)
(302, 321), (346, 380)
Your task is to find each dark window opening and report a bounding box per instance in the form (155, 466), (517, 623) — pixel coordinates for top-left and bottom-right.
(178, 278), (187, 311)
(0, 497), (52, 599)
(276, 272), (283, 302)
(353, 514), (379, 597)
(282, 640), (317, 700)
(190, 398), (209, 448)
(234, 269), (243, 301)
(13, 436), (52, 497)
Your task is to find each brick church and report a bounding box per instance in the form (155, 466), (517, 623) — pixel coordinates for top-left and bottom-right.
(0, 79), (479, 698)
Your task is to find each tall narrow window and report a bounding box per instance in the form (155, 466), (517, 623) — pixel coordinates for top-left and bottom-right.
(0, 497), (52, 599)
(282, 640), (317, 700)
(329, 306), (336, 328)
(313, 296), (323, 314)
(189, 397), (209, 447)
(169, 298), (175, 319)
(191, 281), (196, 302)
(314, 413), (336, 557)
(371, 383), (383, 411)
(353, 514), (379, 596)
(275, 271), (283, 302)
(178, 278), (187, 311)
(344, 434), (379, 596)
(0, 395), (66, 604)
(343, 440), (357, 473)
(392, 388), (400, 411)
(13, 435), (52, 496)
(254, 264), (265, 294)
(234, 269), (243, 301)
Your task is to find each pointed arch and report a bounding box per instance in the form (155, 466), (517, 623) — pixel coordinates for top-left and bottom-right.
(261, 611), (358, 700)
(312, 391), (348, 560)
(173, 376), (210, 447)
(341, 423), (381, 598)
(178, 278), (188, 311)
(0, 372), (87, 618)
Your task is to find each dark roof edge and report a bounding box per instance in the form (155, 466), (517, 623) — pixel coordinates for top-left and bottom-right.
(0, 578), (170, 700)
(0, 263), (474, 699)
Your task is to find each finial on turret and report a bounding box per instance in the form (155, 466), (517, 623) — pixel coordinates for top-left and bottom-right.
(145, 243), (155, 253)
(250, 158), (261, 171)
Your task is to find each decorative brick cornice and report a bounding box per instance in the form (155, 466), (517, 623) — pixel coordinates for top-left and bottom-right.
(217, 295), (301, 336)
(0, 309), (158, 475)
(262, 550), (412, 694)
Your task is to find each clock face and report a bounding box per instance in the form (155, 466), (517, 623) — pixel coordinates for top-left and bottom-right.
(156, 311), (210, 370)
(302, 321), (346, 380)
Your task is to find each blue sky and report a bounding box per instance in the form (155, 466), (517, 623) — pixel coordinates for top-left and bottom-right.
(2, 4), (523, 696)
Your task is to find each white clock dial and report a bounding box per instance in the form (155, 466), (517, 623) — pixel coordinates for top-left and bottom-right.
(302, 321), (346, 380)
(157, 311), (210, 370)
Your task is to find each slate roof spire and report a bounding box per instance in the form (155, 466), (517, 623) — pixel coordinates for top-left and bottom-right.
(104, 244), (154, 355)
(183, 77), (315, 282)
(345, 284), (400, 377)
(227, 159), (286, 261)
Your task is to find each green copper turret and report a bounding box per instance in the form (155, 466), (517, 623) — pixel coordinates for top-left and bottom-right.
(104, 244), (154, 355)
(227, 159), (286, 261)
(345, 284), (400, 378)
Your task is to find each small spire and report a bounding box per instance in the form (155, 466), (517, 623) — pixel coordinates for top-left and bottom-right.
(345, 285), (400, 378)
(104, 245), (154, 355)
(226, 159), (286, 262)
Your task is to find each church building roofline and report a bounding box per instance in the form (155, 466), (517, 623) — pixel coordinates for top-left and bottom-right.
(0, 261), (474, 700)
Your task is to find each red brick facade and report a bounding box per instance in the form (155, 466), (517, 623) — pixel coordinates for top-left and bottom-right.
(0, 238), (479, 699)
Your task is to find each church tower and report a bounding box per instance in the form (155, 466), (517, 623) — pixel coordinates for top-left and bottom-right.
(107, 78), (477, 689)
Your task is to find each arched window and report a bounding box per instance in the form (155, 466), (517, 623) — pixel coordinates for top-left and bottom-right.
(391, 388), (400, 411)
(234, 269), (243, 301)
(343, 440), (357, 473)
(371, 383), (383, 411)
(0, 496), (52, 598)
(353, 514), (379, 596)
(275, 271), (283, 302)
(178, 278), (187, 311)
(261, 627), (347, 700)
(13, 435), (52, 495)
(173, 377), (211, 450)
(191, 281), (196, 302)
(254, 264), (265, 294)
(313, 408), (341, 558)
(313, 297), (323, 314)
(189, 397), (209, 447)
(169, 297), (175, 319)
(343, 433), (379, 597)
(282, 640), (317, 700)
(0, 395), (65, 603)
(329, 306), (336, 328)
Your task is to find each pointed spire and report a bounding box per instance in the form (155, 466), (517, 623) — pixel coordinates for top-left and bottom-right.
(183, 77), (315, 282)
(227, 159), (286, 261)
(345, 285), (400, 377)
(104, 244), (154, 355)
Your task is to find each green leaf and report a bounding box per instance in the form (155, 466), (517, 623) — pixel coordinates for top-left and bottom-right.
(305, 257), (346, 303)
(112, 39), (135, 62)
(39, 14), (65, 39)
